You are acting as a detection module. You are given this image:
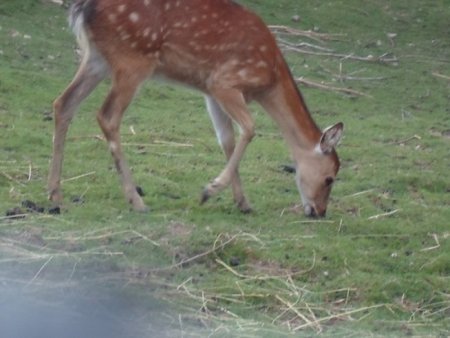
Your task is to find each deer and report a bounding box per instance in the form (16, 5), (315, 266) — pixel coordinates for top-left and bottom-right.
(48, 0), (344, 217)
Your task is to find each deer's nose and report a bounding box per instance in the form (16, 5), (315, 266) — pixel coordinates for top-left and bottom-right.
(305, 205), (326, 218)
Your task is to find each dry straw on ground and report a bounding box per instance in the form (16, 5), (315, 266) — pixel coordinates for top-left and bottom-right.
(2, 215), (447, 335)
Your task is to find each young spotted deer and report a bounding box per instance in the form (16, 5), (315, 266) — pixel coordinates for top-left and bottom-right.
(49, 0), (344, 217)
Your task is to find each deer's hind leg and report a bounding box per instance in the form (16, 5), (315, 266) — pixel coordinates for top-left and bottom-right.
(49, 50), (108, 205)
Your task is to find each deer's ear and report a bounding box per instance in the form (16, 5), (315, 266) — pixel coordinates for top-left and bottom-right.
(319, 122), (344, 153)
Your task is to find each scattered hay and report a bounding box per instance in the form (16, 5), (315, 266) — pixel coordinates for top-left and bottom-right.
(1, 215), (449, 335)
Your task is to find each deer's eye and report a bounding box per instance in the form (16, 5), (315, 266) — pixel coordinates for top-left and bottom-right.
(325, 177), (334, 186)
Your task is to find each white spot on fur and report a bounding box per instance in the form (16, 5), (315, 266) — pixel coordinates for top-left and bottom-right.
(117, 4), (126, 13)
(129, 12), (139, 23)
(143, 27), (151, 37)
(143, 0), (150, 6)
(120, 32), (131, 40)
(248, 77), (262, 84)
(256, 61), (268, 68)
(238, 69), (249, 78)
(108, 13), (117, 23)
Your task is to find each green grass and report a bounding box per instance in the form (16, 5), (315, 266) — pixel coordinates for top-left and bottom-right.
(1, 1), (449, 336)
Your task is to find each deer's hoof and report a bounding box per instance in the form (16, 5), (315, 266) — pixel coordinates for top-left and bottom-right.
(200, 188), (211, 205)
(238, 203), (252, 214)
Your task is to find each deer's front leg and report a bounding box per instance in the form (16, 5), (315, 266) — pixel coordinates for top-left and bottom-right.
(204, 96), (252, 213)
(201, 90), (254, 212)
(48, 97), (69, 205)
(49, 61), (106, 206)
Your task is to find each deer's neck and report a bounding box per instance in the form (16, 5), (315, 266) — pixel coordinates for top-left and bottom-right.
(260, 57), (322, 157)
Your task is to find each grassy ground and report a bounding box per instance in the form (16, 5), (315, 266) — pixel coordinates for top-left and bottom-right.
(0, 0), (449, 336)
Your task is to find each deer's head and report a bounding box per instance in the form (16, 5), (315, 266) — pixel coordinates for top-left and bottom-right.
(295, 123), (343, 217)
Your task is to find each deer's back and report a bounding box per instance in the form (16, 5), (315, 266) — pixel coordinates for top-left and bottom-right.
(79, 0), (282, 94)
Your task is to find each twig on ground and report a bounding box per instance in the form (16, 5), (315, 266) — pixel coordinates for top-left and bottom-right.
(25, 255), (54, 288)
(0, 214), (28, 221)
(122, 141), (193, 148)
(216, 249), (316, 280)
(420, 233), (440, 252)
(269, 25), (345, 42)
(293, 304), (386, 331)
(349, 234), (410, 239)
(401, 54), (450, 64)
(61, 171), (96, 183)
(131, 230), (160, 247)
(1, 171), (25, 186)
(432, 72), (450, 80)
(322, 64), (388, 83)
(275, 295), (321, 333)
(27, 162), (32, 181)
(68, 260), (79, 281)
(338, 219), (344, 233)
(44, 227), (125, 241)
(66, 134), (104, 141)
(368, 209), (401, 220)
(178, 314), (184, 337)
(277, 38), (333, 52)
(296, 77), (371, 97)
(343, 189), (376, 198)
(152, 232), (240, 272)
(281, 43), (398, 64)
(337, 75), (387, 81)
(153, 140), (194, 147)
(387, 134), (421, 145)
